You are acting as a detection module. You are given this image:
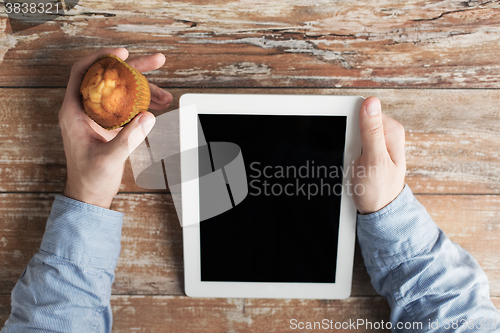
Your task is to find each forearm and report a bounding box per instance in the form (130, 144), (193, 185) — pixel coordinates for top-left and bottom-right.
(1, 195), (124, 333)
(357, 185), (500, 332)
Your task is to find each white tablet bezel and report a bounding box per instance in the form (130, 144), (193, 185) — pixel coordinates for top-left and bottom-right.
(180, 94), (363, 299)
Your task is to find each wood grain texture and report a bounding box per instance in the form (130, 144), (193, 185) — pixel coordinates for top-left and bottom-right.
(0, 193), (185, 296)
(2, 0), (500, 88)
(0, 296), (9, 328)
(1, 88), (499, 194)
(0, 193), (499, 297)
(0, 295), (390, 332)
(1, 295), (500, 332)
(2, 0), (500, 330)
(110, 296), (394, 333)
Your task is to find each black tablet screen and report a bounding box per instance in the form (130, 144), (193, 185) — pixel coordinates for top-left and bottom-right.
(198, 114), (347, 283)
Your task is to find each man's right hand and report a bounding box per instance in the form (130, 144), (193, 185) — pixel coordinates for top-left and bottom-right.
(60, 48), (173, 209)
(352, 97), (406, 215)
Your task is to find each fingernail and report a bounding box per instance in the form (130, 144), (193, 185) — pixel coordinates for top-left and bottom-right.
(366, 102), (380, 116)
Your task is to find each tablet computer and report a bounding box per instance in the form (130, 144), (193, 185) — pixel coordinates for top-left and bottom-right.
(180, 94), (363, 299)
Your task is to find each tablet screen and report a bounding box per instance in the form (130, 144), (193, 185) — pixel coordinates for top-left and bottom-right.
(198, 114), (347, 283)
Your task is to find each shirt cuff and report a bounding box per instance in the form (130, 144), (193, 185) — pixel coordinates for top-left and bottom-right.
(40, 195), (125, 270)
(356, 184), (440, 268)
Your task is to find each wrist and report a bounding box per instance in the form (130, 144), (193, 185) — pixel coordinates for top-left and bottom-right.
(64, 182), (115, 209)
(357, 183), (406, 215)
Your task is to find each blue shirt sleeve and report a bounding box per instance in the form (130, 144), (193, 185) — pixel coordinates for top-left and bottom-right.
(1, 195), (124, 333)
(357, 184), (500, 332)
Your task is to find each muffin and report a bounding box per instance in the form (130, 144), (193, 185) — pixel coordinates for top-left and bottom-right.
(80, 54), (151, 130)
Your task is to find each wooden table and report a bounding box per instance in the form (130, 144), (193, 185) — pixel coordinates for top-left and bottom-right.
(1, 1), (500, 331)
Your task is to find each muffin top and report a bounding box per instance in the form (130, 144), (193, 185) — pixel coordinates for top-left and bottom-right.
(80, 55), (149, 129)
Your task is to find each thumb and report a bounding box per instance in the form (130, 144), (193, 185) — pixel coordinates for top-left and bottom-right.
(359, 97), (388, 160)
(108, 112), (156, 161)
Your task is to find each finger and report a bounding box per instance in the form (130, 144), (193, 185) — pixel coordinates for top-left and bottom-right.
(150, 101), (169, 111)
(126, 53), (166, 73)
(359, 97), (388, 161)
(382, 114), (406, 165)
(107, 111), (156, 161)
(84, 115), (123, 142)
(149, 100), (172, 111)
(62, 48), (129, 116)
(149, 83), (173, 111)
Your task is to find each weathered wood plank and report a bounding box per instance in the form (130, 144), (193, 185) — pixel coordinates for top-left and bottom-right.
(1, 295), (499, 332)
(419, 195), (500, 286)
(0, 88), (165, 193)
(0, 193), (498, 297)
(0, 295), (390, 332)
(2, 0), (500, 88)
(0, 193), (185, 296)
(0, 296), (8, 328)
(110, 296), (394, 333)
(1, 88), (500, 193)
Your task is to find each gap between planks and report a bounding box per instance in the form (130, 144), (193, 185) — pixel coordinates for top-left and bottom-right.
(2, 86), (500, 90)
